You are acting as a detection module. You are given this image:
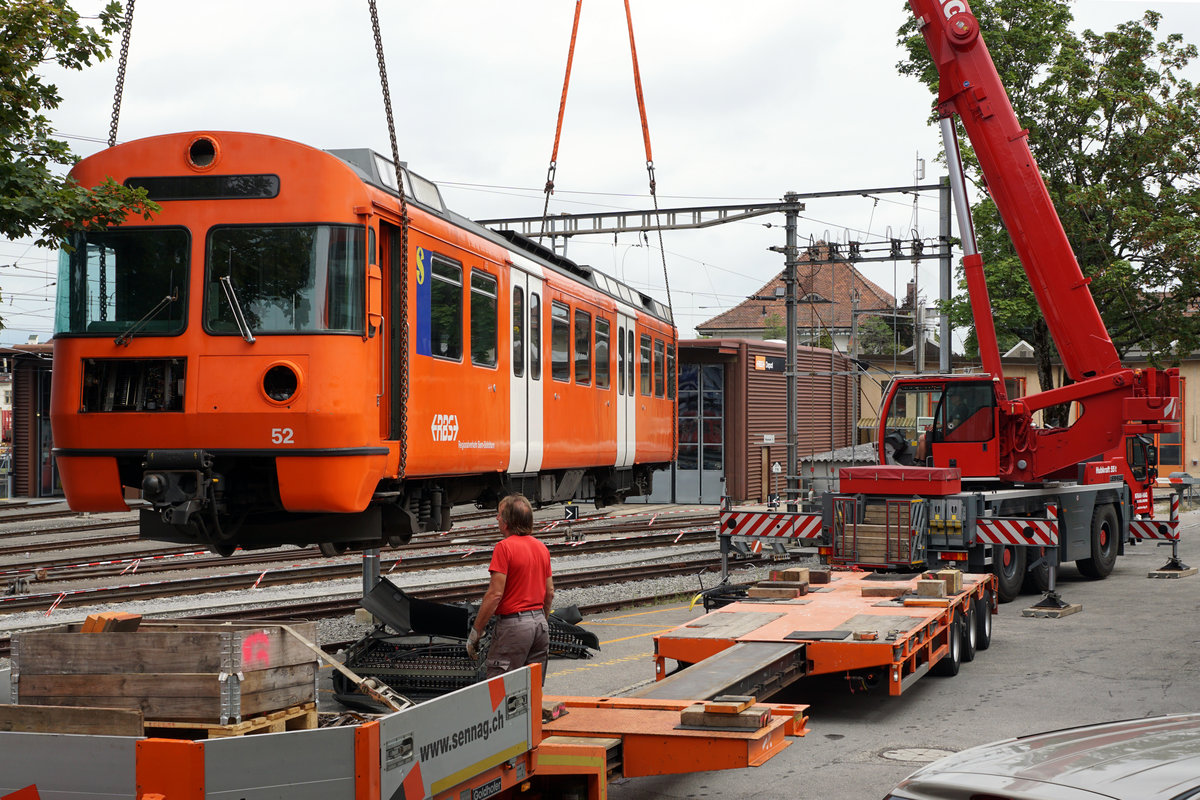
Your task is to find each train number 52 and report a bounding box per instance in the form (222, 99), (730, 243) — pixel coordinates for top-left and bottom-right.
(271, 427), (295, 445)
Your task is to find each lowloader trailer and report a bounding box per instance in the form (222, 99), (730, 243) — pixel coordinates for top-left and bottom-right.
(645, 569), (995, 701)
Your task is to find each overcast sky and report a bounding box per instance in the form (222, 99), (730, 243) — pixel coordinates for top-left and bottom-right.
(2, 0), (1197, 344)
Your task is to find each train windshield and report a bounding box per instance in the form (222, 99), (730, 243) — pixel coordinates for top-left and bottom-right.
(55, 228), (189, 336)
(205, 225), (365, 335)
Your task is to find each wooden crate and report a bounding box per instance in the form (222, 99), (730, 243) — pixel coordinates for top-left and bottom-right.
(11, 620), (318, 725)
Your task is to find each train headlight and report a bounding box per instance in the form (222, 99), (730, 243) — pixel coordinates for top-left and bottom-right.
(262, 362), (301, 404)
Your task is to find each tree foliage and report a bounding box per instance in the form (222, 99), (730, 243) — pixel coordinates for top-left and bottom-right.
(899, 1), (1200, 393)
(1, 0), (156, 246)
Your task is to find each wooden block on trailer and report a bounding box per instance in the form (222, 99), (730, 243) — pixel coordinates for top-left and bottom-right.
(916, 580), (946, 597)
(747, 587), (801, 599)
(935, 569), (963, 594)
(861, 585), (908, 598)
(542, 700), (567, 721)
(703, 695), (755, 714)
(852, 630), (879, 641)
(681, 703), (770, 729)
(757, 581), (809, 594)
(808, 569), (832, 585)
(778, 567), (810, 583)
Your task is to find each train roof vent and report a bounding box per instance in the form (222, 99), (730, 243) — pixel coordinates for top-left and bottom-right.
(494, 229), (592, 281)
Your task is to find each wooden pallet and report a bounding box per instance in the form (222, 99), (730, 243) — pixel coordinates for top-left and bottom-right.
(144, 702), (318, 739)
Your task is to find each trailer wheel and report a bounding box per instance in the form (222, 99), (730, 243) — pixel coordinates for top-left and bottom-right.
(959, 603), (977, 663)
(993, 545), (1025, 603)
(1077, 504), (1119, 579)
(932, 616), (961, 677)
(975, 589), (993, 651)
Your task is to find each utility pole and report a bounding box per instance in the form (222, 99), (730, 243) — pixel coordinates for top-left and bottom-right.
(783, 193), (800, 512)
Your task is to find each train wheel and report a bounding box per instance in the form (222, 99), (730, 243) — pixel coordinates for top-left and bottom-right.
(959, 603), (977, 663)
(1077, 504), (1119, 579)
(975, 589), (993, 651)
(319, 541), (349, 557)
(993, 545), (1025, 603)
(932, 617), (962, 677)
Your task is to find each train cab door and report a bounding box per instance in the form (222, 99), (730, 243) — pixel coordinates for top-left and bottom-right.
(616, 312), (637, 468)
(380, 220), (401, 441)
(507, 257), (544, 475)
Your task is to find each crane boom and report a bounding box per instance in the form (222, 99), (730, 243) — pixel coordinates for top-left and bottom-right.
(907, 0), (1121, 382)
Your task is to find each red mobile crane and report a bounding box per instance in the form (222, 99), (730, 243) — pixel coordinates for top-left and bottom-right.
(722, 0), (1185, 604)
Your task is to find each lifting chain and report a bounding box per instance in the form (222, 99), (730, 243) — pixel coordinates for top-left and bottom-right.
(368, 0), (410, 479)
(539, 0), (584, 245)
(622, 0), (676, 455)
(98, 245), (107, 321)
(107, 0), (136, 148)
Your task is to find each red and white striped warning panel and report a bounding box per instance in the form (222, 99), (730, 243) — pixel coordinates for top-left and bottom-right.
(975, 517), (1059, 547)
(1131, 494), (1182, 541)
(720, 511), (822, 540)
(1129, 518), (1180, 541)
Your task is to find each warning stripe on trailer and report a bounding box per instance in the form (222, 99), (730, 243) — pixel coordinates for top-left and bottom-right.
(720, 511), (822, 539)
(975, 517), (1059, 547)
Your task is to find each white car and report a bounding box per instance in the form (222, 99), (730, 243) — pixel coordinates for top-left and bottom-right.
(886, 713), (1200, 800)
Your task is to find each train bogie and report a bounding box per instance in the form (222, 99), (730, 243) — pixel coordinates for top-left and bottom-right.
(51, 132), (676, 554)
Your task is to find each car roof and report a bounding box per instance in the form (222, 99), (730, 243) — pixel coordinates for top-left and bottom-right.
(898, 714), (1200, 800)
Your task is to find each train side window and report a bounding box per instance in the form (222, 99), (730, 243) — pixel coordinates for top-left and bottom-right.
(530, 293), (541, 380)
(667, 343), (676, 400)
(512, 287), (525, 378)
(430, 257), (463, 360)
(596, 318), (610, 389)
(470, 270), (498, 367)
(654, 338), (665, 398)
(617, 324), (626, 394)
(640, 333), (652, 396)
(574, 309), (592, 386)
(551, 301), (570, 382)
(628, 330), (635, 396)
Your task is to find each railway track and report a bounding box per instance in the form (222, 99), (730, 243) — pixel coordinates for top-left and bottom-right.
(0, 510), (719, 584)
(0, 526), (719, 614)
(0, 554), (745, 659)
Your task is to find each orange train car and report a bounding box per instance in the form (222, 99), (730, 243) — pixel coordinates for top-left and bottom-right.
(50, 132), (676, 554)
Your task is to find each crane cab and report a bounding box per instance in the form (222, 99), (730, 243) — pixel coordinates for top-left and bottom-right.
(879, 376), (999, 477)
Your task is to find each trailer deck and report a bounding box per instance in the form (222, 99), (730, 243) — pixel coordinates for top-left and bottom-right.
(649, 569), (995, 697)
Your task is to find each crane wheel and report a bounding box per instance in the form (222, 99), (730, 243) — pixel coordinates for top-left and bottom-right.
(1077, 504), (1119, 579)
(993, 545), (1025, 603)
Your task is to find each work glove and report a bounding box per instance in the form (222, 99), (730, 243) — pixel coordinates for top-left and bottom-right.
(466, 627), (481, 660)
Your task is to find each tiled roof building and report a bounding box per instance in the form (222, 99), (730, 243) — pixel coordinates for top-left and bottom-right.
(696, 245), (896, 347)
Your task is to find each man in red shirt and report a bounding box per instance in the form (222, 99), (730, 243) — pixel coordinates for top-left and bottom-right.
(467, 494), (555, 681)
